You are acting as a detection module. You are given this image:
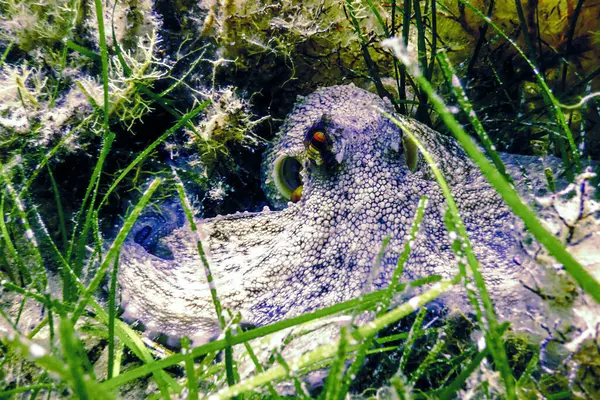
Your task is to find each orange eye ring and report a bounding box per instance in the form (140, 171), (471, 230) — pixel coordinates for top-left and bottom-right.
(306, 130), (336, 166)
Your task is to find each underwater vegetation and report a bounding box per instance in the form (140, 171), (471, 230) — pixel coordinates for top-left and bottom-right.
(0, 0), (599, 399)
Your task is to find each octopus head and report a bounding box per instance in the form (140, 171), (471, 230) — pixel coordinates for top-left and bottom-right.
(264, 84), (417, 209)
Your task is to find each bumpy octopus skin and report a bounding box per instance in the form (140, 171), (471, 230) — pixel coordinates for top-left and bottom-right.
(118, 85), (564, 347)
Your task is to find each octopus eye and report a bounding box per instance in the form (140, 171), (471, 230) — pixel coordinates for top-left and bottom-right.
(273, 155), (303, 202)
(306, 130), (333, 166)
(312, 131), (327, 145)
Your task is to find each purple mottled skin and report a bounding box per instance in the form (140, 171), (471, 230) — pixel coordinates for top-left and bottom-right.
(118, 85), (563, 347)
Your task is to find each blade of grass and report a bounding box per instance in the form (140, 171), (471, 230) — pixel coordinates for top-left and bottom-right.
(27, 317), (49, 339)
(383, 195), (428, 307)
(467, 1), (496, 76)
(408, 329), (446, 384)
(0, 280), (69, 315)
(224, 327), (238, 393)
(438, 348), (489, 400)
(443, 207), (485, 323)
(59, 317), (91, 400)
(71, 132), (115, 294)
(21, 118), (87, 198)
(390, 373), (411, 399)
(567, 67), (600, 96)
(365, 344), (402, 355)
(437, 347), (477, 387)
(94, 0), (110, 129)
(365, 0), (389, 36)
(323, 324), (350, 400)
(109, 315), (179, 396)
(195, 351), (219, 385)
(14, 292), (26, 327)
(389, 0), (406, 114)
(112, 340), (124, 379)
(2, 315), (108, 400)
(0, 384), (54, 398)
(66, 131), (115, 300)
(398, 307), (427, 372)
(375, 329), (431, 345)
(44, 293), (56, 352)
(28, 371), (52, 400)
(0, 41), (13, 68)
(107, 254), (119, 380)
(516, 351), (539, 389)
(49, 1), (81, 108)
(559, 92), (600, 110)
(437, 51), (513, 184)
(242, 343), (279, 398)
(427, 0), (437, 79)
(365, 0), (408, 110)
(547, 392), (576, 400)
(401, 0), (412, 114)
(172, 168), (238, 390)
(88, 297), (180, 396)
(65, 40), (101, 61)
(413, 0), (431, 123)
(181, 337), (199, 400)
(513, 0), (535, 63)
(0, 195), (26, 284)
(45, 162), (68, 252)
(274, 351), (310, 398)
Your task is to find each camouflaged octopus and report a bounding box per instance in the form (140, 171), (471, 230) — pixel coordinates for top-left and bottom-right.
(118, 85), (573, 347)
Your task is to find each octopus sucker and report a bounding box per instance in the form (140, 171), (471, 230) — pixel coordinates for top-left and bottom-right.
(117, 84), (598, 387)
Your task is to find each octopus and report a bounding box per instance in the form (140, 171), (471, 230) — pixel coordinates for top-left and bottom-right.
(118, 85), (599, 370)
